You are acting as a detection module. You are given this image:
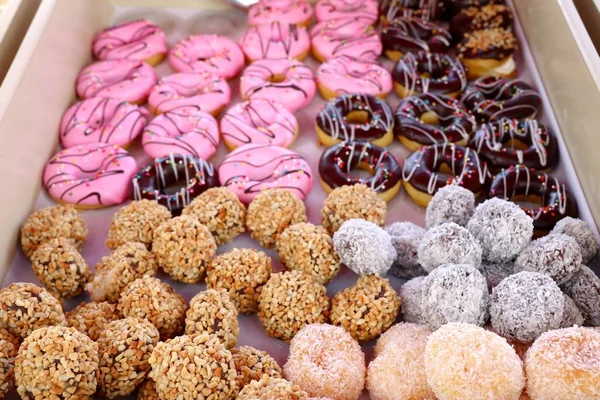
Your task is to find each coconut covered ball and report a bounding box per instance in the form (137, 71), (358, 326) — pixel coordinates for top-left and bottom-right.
(237, 376), (309, 400)
(232, 346), (283, 390)
(0, 282), (66, 340)
(467, 198), (534, 262)
(149, 334), (237, 400)
(525, 327), (600, 399)
(246, 189), (308, 249)
(490, 271), (564, 343)
(425, 185), (475, 228)
(185, 289), (239, 348)
(374, 322), (432, 357)
(481, 259), (515, 290)
(421, 264), (490, 329)
(418, 222), (482, 272)
(106, 200), (171, 250)
(277, 223), (340, 284)
(137, 380), (159, 400)
(206, 248), (272, 314)
(66, 301), (121, 341)
(15, 326), (99, 399)
(0, 328), (19, 398)
(561, 265), (600, 326)
(117, 276), (186, 340)
(551, 217), (598, 263)
(398, 276), (426, 324)
(284, 324), (365, 400)
(330, 275), (400, 342)
(20, 204), (87, 259)
(561, 294), (585, 328)
(385, 222), (427, 278)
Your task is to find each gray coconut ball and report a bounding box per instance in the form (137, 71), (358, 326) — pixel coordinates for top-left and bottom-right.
(421, 264), (490, 330)
(418, 222), (482, 273)
(551, 217), (599, 264)
(425, 185), (475, 228)
(385, 222), (427, 278)
(490, 271), (564, 343)
(480, 259), (515, 290)
(561, 294), (585, 328)
(561, 265), (600, 326)
(398, 276), (426, 324)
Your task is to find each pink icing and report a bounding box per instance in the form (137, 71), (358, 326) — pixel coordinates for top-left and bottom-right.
(168, 34), (245, 80)
(310, 17), (382, 61)
(218, 143), (313, 204)
(43, 142), (138, 207)
(92, 19), (167, 62)
(314, 0), (379, 24)
(142, 111), (219, 159)
(239, 22), (310, 62)
(316, 55), (392, 97)
(59, 98), (149, 148)
(239, 58), (316, 113)
(248, 0), (314, 26)
(147, 72), (231, 115)
(76, 60), (157, 104)
(220, 99), (298, 149)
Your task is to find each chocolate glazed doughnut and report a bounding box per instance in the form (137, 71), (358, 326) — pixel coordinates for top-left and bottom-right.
(447, 0), (506, 14)
(382, 17), (452, 61)
(381, 0), (446, 23)
(450, 4), (513, 38)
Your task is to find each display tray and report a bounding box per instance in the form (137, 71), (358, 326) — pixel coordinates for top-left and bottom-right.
(0, 0), (599, 399)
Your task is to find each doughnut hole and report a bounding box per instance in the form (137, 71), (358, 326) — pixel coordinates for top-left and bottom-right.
(268, 73), (286, 83)
(346, 110), (370, 125)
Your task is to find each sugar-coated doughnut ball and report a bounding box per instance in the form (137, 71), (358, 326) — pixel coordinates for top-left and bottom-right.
(418, 222), (482, 272)
(284, 324), (365, 400)
(333, 219), (396, 276)
(481, 259), (515, 290)
(422, 264), (490, 329)
(561, 294), (585, 328)
(237, 376), (309, 400)
(467, 198), (533, 262)
(398, 276), (426, 324)
(385, 222), (427, 278)
(525, 327), (600, 400)
(425, 185), (475, 228)
(185, 289), (239, 348)
(551, 217), (598, 263)
(561, 265), (600, 326)
(0, 328), (19, 398)
(106, 199), (171, 250)
(425, 323), (525, 400)
(321, 184), (386, 235)
(374, 322), (432, 358)
(491, 271), (564, 343)
(231, 345), (282, 390)
(66, 301), (120, 341)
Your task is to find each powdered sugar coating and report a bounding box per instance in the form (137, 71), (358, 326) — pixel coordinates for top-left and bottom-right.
(551, 217), (598, 263)
(561, 294), (585, 328)
(561, 265), (600, 326)
(385, 222), (426, 278)
(480, 259), (515, 290)
(425, 185), (475, 228)
(374, 322), (432, 358)
(418, 222), (482, 273)
(398, 276), (426, 324)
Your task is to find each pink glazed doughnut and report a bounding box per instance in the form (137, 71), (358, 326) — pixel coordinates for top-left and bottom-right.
(311, 17), (382, 62)
(220, 99), (299, 150)
(91, 19), (167, 66)
(60, 97), (149, 148)
(240, 58), (316, 113)
(75, 59), (157, 104)
(142, 111), (219, 159)
(168, 34), (245, 80)
(147, 72), (231, 116)
(316, 55), (392, 100)
(218, 143), (313, 203)
(239, 22), (310, 62)
(314, 0), (379, 24)
(43, 143), (137, 208)
(248, 0), (314, 27)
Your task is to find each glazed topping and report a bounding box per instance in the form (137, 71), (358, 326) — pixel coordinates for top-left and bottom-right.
(310, 17), (382, 61)
(92, 19), (167, 62)
(451, 4), (513, 38)
(315, 0), (379, 24)
(384, 0), (445, 22)
(239, 22), (310, 61)
(393, 52), (467, 96)
(316, 56), (393, 97)
(248, 0), (313, 26)
(382, 17), (452, 55)
(457, 27), (517, 59)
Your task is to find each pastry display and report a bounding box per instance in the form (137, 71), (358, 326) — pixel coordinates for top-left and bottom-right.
(239, 22), (310, 61)
(382, 17), (452, 61)
(417, 222), (482, 272)
(184, 289), (240, 348)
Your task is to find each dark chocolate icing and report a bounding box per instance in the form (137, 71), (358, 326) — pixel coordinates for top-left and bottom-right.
(393, 52), (468, 95)
(450, 4), (513, 38)
(447, 0), (505, 14)
(382, 17), (452, 55)
(457, 27), (516, 60)
(382, 0), (446, 22)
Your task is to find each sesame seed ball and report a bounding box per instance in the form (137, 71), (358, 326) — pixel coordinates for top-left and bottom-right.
(15, 326), (99, 399)
(525, 327), (600, 399)
(258, 271), (330, 342)
(561, 294), (585, 328)
(481, 259), (515, 290)
(30, 237), (91, 299)
(237, 376), (309, 400)
(330, 275), (400, 342)
(66, 301), (121, 341)
(87, 241), (158, 303)
(490, 271), (564, 343)
(0, 282), (66, 340)
(96, 317), (160, 398)
(561, 265), (600, 326)
(185, 289), (239, 348)
(137, 380), (159, 400)
(418, 222), (483, 273)
(20, 204), (87, 259)
(385, 222), (426, 278)
(467, 198), (534, 263)
(425, 185), (475, 229)
(398, 276), (426, 324)
(181, 187), (247, 245)
(277, 223), (340, 284)
(152, 215), (217, 283)
(246, 189), (308, 249)
(117, 276), (186, 340)
(231, 346), (283, 390)
(425, 323), (525, 400)
(374, 322), (432, 358)
(321, 184), (386, 235)
(551, 217), (598, 263)
(106, 200), (171, 250)
(148, 334), (237, 400)
(422, 264), (490, 329)
(206, 249), (272, 314)
(0, 328), (19, 397)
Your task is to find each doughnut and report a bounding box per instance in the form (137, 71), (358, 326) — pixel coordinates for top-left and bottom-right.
(398, 277), (426, 324)
(168, 34), (245, 79)
(488, 165), (579, 234)
(551, 217), (598, 263)
(469, 118), (559, 171)
(402, 143), (490, 207)
(131, 154), (217, 216)
(240, 58), (316, 113)
(314, 0), (379, 24)
(75, 59), (157, 104)
(385, 222), (427, 278)
(561, 265), (600, 326)
(220, 99), (298, 150)
(43, 143), (137, 208)
(417, 222), (482, 272)
(321, 184), (386, 234)
(59, 97), (149, 148)
(480, 259), (514, 290)
(147, 72), (231, 116)
(393, 93), (476, 152)
(561, 294), (585, 328)
(462, 76), (542, 122)
(319, 141), (402, 202)
(450, 4), (513, 38)
(92, 19), (167, 65)
(310, 17), (382, 62)
(425, 184), (475, 228)
(316, 56), (392, 100)
(374, 322), (432, 357)
(382, 17), (452, 61)
(239, 22), (310, 62)
(457, 28), (518, 79)
(381, 0), (445, 23)
(142, 110), (219, 159)
(248, 0), (314, 27)
(218, 143), (313, 204)
(393, 52), (468, 99)
(316, 94), (394, 147)
(447, 0), (505, 14)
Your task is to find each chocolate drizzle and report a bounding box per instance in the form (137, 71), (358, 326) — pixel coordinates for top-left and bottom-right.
(317, 56), (387, 93)
(243, 22), (304, 59)
(241, 60), (314, 99)
(221, 101), (296, 145)
(382, 17), (452, 55)
(393, 52), (468, 96)
(383, 0), (445, 22)
(76, 61), (151, 99)
(311, 17), (381, 60)
(92, 20), (160, 59)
